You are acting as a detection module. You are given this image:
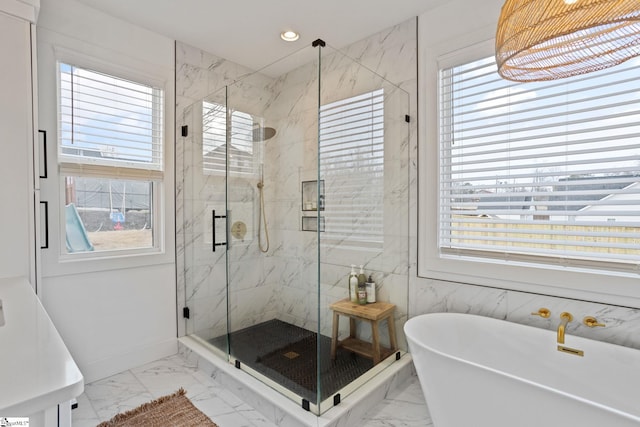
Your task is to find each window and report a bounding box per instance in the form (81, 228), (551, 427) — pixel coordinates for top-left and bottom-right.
(439, 54), (640, 272)
(320, 89), (384, 249)
(58, 62), (163, 254)
(202, 101), (260, 176)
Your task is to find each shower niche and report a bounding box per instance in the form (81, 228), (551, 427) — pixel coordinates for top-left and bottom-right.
(180, 39), (410, 415)
(301, 215), (325, 232)
(301, 180), (324, 232)
(301, 180), (324, 212)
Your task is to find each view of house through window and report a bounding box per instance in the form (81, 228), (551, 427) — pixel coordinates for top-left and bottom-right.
(58, 62), (163, 253)
(439, 55), (640, 270)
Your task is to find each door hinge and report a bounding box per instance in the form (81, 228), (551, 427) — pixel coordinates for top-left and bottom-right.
(183, 307), (190, 319)
(181, 125), (188, 137)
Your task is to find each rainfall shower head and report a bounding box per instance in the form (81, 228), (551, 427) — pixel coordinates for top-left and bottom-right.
(252, 125), (277, 142)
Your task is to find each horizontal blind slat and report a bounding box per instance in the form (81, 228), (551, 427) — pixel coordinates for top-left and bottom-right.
(59, 63), (163, 171)
(320, 90), (385, 248)
(439, 53), (640, 267)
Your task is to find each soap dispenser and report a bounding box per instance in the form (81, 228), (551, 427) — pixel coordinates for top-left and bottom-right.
(357, 265), (367, 304)
(365, 274), (376, 303)
(349, 265), (358, 303)
(358, 265), (366, 288)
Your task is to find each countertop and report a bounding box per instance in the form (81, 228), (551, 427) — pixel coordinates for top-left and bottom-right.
(0, 276), (84, 416)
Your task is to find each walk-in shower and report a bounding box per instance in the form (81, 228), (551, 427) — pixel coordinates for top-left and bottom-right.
(179, 39), (410, 415)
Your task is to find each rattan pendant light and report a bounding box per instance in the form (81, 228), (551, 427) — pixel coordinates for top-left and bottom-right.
(496, 0), (640, 82)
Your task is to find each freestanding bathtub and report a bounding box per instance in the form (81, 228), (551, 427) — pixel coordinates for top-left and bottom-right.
(405, 313), (640, 427)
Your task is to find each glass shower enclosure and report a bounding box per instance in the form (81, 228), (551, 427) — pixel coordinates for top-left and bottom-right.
(180, 40), (410, 415)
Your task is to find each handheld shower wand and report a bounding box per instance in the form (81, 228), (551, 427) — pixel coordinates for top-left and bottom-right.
(257, 168), (270, 253)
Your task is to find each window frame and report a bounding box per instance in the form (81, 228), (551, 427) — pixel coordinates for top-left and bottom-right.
(418, 39), (640, 307)
(54, 53), (167, 261)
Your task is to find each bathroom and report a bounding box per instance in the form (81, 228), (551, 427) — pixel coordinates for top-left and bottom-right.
(1, 0), (640, 425)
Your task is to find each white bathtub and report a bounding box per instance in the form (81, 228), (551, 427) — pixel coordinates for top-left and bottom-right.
(404, 313), (640, 427)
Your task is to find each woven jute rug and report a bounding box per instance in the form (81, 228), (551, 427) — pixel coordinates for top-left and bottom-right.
(97, 388), (218, 427)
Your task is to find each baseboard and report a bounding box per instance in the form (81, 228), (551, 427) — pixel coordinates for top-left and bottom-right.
(81, 338), (178, 383)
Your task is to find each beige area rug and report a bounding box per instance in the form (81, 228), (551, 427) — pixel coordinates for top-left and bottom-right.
(97, 388), (218, 427)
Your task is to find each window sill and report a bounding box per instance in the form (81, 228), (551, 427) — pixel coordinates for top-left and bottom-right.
(42, 247), (173, 278)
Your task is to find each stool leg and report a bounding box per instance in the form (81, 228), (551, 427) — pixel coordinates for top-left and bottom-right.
(349, 317), (356, 339)
(331, 312), (339, 360)
(371, 319), (381, 364)
(388, 314), (398, 352)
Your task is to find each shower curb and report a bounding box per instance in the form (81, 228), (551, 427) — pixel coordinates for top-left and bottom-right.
(178, 336), (415, 427)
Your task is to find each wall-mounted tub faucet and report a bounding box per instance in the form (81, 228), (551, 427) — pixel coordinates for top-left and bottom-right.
(583, 316), (606, 328)
(557, 312), (573, 344)
(531, 307), (551, 318)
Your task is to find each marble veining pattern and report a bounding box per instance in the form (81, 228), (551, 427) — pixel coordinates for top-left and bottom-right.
(73, 355), (279, 427)
(176, 17), (416, 354)
(410, 278), (640, 350)
(73, 354), (432, 427)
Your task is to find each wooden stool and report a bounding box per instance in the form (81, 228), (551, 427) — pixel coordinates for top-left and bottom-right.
(330, 298), (397, 365)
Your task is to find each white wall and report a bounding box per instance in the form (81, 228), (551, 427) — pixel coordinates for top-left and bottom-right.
(413, 0), (640, 349)
(36, 0), (177, 382)
(0, 0), (39, 22)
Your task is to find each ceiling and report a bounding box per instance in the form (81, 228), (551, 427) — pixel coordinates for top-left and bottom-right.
(71, 0), (450, 73)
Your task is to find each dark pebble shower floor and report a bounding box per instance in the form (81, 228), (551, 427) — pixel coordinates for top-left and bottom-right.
(209, 318), (373, 403)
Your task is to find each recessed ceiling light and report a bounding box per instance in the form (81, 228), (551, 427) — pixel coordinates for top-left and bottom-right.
(280, 31), (300, 42)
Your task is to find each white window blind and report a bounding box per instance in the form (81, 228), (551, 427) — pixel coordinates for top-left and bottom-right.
(439, 55), (640, 270)
(58, 63), (163, 175)
(202, 101), (257, 176)
(320, 89), (384, 248)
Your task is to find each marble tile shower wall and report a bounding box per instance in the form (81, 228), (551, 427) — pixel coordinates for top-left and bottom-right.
(176, 43), (276, 339)
(176, 19), (418, 351)
(315, 21), (417, 347)
(226, 73), (285, 333)
(258, 58), (321, 333)
(259, 22), (417, 344)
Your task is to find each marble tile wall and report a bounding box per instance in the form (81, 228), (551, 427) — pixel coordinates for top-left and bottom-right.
(315, 21), (417, 347)
(176, 43), (262, 339)
(409, 278), (640, 350)
(176, 19), (417, 351)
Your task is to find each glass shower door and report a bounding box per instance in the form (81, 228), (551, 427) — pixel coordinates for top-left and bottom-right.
(224, 45), (325, 412)
(182, 87), (230, 357)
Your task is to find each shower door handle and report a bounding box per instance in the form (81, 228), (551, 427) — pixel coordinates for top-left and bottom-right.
(212, 209), (227, 252)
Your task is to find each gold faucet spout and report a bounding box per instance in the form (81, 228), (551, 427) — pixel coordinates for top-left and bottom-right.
(557, 312), (573, 344)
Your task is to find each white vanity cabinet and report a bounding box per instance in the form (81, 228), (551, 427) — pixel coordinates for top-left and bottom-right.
(0, 277), (84, 426)
(0, 2), (39, 284)
(0, 2), (84, 426)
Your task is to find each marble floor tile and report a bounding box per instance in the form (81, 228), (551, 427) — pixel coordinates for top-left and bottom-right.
(360, 376), (433, 427)
(68, 393), (100, 427)
(73, 354), (431, 427)
(74, 356), (279, 427)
